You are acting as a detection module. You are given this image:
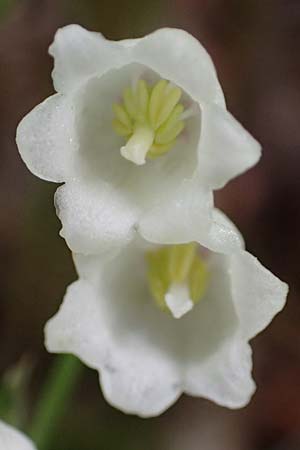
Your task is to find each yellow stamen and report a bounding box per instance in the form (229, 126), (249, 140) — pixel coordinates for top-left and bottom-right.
(155, 120), (184, 145)
(156, 86), (182, 129)
(112, 104), (132, 130)
(137, 80), (149, 116)
(123, 87), (138, 119)
(168, 243), (196, 283)
(147, 141), (174, 159)
(149, 79), (168, 128)
(146, 243), (209, 314)
(112, 119), (131, 137)
(112, 78), (186, 165)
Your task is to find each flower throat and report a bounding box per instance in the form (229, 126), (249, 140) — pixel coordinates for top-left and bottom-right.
(112, 79), (186, 165)
(146, 243), (209, 314)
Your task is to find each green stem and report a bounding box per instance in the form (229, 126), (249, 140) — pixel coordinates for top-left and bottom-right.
(29, 354), (82, 450)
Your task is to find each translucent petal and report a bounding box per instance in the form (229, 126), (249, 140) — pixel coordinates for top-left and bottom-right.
(183, 254), (255, 408)
(132, 28), (226, 107)
(16, 94), (76, 182)
(197, 208), (245, 254)
(55, 180), (139, 255)
(138, 178), (214, 245)
(50, 26), (225, 109)
(185, 339), (256, 408)
(45, 260), (182, 417)
(49, 24), (128, 93)
(230, 251), (288, 340)
(198, 103), (262, 189)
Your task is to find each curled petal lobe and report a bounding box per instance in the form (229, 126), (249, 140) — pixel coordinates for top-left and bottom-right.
(16, 94), (76, 182)
(198, 103), (262, 189)
(100, 344), (181, 417)
(230, 251), (288, 340)
(0, 421), (36, 450)
(196, 208), (245, 254)
(45, 280), (110, 369)
(185, 340), (256, 409)
(139, 200), (244, 256)
(132, 28), (226, 107)
(50, 24), (128, 94)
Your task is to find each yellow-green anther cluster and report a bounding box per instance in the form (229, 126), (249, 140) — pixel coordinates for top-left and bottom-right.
(146, 243), (209, 312)
(112, 79), (185, 165)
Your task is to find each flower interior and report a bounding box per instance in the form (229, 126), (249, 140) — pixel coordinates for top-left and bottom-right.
(112, 78), (186, 165)
(146, 242), (209, 319)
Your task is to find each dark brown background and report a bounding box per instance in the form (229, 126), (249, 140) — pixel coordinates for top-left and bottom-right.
(0, 1), (299, 449)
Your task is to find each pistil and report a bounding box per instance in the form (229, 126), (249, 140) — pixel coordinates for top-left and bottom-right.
(146, 243), (209, 318)
(120, 125), (154, 165)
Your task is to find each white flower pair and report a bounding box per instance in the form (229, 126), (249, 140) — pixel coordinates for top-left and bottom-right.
(17, 25), (288, 417)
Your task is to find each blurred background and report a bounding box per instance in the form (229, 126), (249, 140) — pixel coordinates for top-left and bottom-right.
(0, 0), (299, 449)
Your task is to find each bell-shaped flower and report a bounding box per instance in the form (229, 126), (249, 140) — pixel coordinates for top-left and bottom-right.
(17, 25), (261, 254)
(45, 210), (288, 417)
(0, 420), (36, 450)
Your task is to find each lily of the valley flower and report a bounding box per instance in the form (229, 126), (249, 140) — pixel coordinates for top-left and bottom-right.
(0, 420), (36, 450)
(45, 210), (288, 417)
(17, 25), (261, 255)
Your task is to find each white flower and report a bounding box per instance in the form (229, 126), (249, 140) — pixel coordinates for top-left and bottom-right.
(0, 421), (36, 450)
(45, 210), (288, 417)
(16, 25), (261, 255)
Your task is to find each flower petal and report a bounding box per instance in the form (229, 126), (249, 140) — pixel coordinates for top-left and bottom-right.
(140, 203), (244, 255)
(197, 208), (245, 254)
(75, 248), (182, 418)
(55, 180), (139, 254)
(230, 251), (288, 340)
(184, 249), (287, 408)
(0, 421), (36, 450)
(99, 347), (181, 417)
(138, 176), (214, 244)
(198, 103), (261, 189)
(132, 28), (226, 107)
(51, 26), (226, 108)
(50, 25), (128, 94)
(181, 252), (254, 408)
(45, 268), (182, 417)
(16, 94), (75, 182)
(45, 281), (111, 370)
(185, 339), (256, 409)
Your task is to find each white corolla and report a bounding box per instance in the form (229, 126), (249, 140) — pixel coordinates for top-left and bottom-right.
(0, 421), (36, 450)
(17, 25), (261, 254)
(45, 211), (288, 417)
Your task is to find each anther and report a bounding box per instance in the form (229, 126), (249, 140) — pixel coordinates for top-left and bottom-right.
(112, 78), (186, 165)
